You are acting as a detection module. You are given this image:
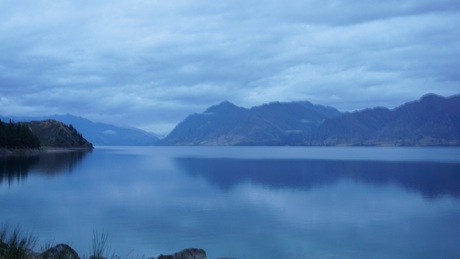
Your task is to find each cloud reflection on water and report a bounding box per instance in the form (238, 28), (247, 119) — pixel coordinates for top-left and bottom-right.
(1, 147), (460, 258)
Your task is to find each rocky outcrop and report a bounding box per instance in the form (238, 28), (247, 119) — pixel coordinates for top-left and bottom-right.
(157, 248), (207, 259)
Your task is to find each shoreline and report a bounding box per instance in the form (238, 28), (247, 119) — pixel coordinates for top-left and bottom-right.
(0, 237), (208, 259)
(0, 146), (93, 157)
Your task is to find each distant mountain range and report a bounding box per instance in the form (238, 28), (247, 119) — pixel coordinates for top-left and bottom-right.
(157, 100), (342, 145)
(307, 93), (460, 146)
(3, 93), (458, 147)
(158, 93), (460, 146)
(1, 114), (159, 146)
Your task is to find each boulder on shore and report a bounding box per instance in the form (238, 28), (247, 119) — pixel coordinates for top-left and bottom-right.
(41, 244), (80, 259)
(157, 248), (206, 259)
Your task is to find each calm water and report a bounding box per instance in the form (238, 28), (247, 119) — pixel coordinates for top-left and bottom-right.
(1, 146), (460, 258)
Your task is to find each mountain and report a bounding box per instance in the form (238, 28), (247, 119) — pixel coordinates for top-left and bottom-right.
(48, 115), (159, 146)
(158, 93), (460, 146)
(307, 93), (460, 146)
(157, 100), (342, 145)
(2, 114), (159, 146)
(25, 120), (93, 148)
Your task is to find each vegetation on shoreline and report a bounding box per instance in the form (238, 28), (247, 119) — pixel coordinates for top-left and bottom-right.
(0, 120), (40, 149)
(25, 120), (93, 149)
(89, 230), (111, 259)
(0, 225), (37, 259)
(0, 119), (93, 153)
(0, 226), (118, 259)
(0, 225), (209, 259)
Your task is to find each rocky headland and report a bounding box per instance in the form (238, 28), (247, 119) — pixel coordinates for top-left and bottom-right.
(25, 120), (93, 149)
(0, 119), (93, 157)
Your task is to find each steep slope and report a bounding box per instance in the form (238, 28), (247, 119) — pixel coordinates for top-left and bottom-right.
(158, 101), (342, 145)
(308, 94), (460, 146)
(158, 101), (251, 145)
(2, 114), (159, 146)
(26, 120), (93, 148)
(159, 93), (460, 146)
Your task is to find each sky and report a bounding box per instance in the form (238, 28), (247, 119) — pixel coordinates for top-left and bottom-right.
(1, 0), (459, 135)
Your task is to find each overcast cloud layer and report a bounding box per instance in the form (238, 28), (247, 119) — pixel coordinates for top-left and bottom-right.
(1, 0), (459, 134)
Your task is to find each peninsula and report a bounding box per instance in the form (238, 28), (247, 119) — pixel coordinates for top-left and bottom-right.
(0, 119), (93, 156)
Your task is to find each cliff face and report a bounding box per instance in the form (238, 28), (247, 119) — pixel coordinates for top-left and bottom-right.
(26, 120), (93, 149)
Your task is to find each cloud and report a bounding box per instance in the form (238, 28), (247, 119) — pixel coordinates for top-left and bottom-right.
(0, 0), (459, 134)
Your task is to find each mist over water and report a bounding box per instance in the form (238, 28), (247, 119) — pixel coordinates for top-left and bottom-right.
(1, 147), (460, 258)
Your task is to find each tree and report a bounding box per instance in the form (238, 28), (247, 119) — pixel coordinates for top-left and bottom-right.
(0, 119), (40, 149)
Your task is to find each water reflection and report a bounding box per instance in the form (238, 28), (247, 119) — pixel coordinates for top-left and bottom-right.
(0, 150), (91, 185)
(0, 156), (39, 185)
(1, 147), (460, 258)
(175, 158), (460, 199)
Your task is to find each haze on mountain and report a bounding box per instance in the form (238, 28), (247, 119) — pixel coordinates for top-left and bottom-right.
(1, 114), (159, 146)
(158, 93), (460, 146)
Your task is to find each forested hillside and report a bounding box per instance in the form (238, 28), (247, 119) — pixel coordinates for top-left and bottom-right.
(26, 120), (93, 148)
(0, 119), (93, 150)
(0, 120), (40, 149)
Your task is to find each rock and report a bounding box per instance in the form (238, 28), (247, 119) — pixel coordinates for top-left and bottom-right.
(157, 248), (206, 259)
(41, 244), (80, 259)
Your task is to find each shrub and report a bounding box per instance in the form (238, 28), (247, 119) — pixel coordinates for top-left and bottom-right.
(89, 229), (110, 259)
(0, 225), (37, 259)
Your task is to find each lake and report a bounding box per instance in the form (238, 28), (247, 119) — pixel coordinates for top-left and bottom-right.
(1, 146), (460, 258)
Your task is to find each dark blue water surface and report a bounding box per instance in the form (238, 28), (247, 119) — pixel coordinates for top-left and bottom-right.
(1, 147), (460, 258)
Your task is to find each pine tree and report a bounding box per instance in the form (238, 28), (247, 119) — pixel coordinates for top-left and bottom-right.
(0, 119), (40, 149)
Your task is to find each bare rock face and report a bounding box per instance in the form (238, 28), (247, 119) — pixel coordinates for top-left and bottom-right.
(157, 248), (206, 259)
(41, 244), (80, 259)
